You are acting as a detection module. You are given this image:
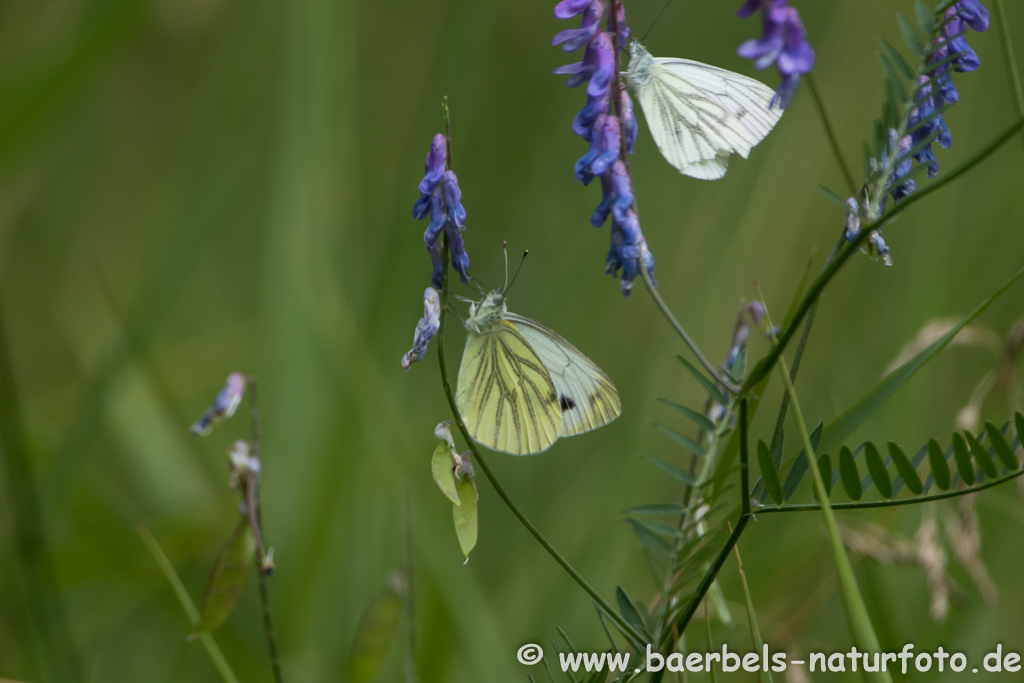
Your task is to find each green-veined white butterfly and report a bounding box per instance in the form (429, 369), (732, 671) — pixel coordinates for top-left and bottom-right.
(626, 41), (783, 180)
(455, 255), (621, 455)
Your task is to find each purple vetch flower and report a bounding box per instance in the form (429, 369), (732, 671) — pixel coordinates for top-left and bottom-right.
(553, 0), (652, 294)
(887, 129), (916, 203)
(844, 198), (861, 241)
(737, 0), (815, 109)
(414, 134), (470, 288)
(191, 372), (247, 435)
(925, 1), (990, 108)
(402, 287), (441, 370)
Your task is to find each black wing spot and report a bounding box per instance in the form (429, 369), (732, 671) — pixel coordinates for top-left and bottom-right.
(560, 395), (576, 412)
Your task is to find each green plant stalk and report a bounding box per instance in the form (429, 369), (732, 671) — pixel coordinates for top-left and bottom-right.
(653, 401), (752, 677)
(246, 380), (285, 683)
(758, 296), (890, 683)
(137, 523), (240, 683)
(994, 0), (1024, 156)
(807, 73), (857, 194)
(744, 113), (1024, 397)
(605, 0), (739, 395)
(731, 526), (773, 683)
(434, 103), (645, 647)
(756, 465), (1024, 512)
(0, 305), (81, 683)
(434, 239), (646, 648)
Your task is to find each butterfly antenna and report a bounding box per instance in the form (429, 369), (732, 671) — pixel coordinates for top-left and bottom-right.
(642, 0), (674, 43)
(468, 277), (488, 295)
(446, 302), (467, 324)
(504, 250), (529, 295)
(503, 240), (510, 291)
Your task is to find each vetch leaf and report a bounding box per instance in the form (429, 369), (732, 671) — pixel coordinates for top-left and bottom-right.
(348, 581), (402, 683)
(879, 38), (915, 79)
(615, 586), (648, 637)
(676, 355), (728, 406)
(864, 442), (893, 498)
(952, 433), (976, 486)
(781, 421), (823, 501)
(813, 183), (850, 211)
(758, 440), (783, 505)
(840, 447), (862, 500)
(452, 475), (478, 561)
(915, 0), (936, 33)
(889, 442), (922, 495)
(898, 14), (926, 56)
(194, 518), (254, 634)
(431, 442), (461, 506)
(927, 439), (951, 491)
(985, 422), (1018, 471)
(1016, 412), (1024, 446)
(626, 518), (673, 556)
(657, 398), (715, 433)
(880, 53), (909, 103)
(639, 455), (697, 485)
(730, 348), (747, 383)
(817, 454), (832, 496)
(965, 431), (997, 479)
(652, 422), (707, 458)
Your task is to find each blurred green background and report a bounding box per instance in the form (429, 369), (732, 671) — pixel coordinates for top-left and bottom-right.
(1, 0), (1023, 681)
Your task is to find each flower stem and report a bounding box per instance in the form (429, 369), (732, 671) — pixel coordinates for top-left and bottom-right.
(606, 0), (739, 394)
(246, 379), (284, 683)
(806, 74), (857, 195)
(757, 293), (891, 683)
(136, 522), (241, 683)
(433, 108), (646, 646)
(744, 112), (1024, 396)
(994, 0), (1024, 156)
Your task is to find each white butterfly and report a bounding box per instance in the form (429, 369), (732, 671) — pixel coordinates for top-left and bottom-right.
(456, 288), (621, 455)
(626, 41), (783, 180)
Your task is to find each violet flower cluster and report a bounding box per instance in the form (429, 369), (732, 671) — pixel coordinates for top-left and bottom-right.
(737, 0), (815, 110)
(190, 372), (247, 435)
(413, 134), (470, 290)
(909, 1), (989, 179)
(553, 0), (652, 295)
(846, 1), (990, 266)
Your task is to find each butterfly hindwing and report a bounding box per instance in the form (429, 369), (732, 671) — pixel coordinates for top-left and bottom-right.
(456, 321), (562, 455)
(505, 314), (621, 437)
(630, 46), (782, 180)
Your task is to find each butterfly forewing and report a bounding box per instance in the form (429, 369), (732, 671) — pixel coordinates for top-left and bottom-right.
(505, 314), (622, 437)
(630, 45), (782, 180)
(456, 321), (562, 455)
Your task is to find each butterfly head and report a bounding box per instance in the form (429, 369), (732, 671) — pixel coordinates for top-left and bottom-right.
(465, 289), (507, 333)
(626, 40), (654, 87)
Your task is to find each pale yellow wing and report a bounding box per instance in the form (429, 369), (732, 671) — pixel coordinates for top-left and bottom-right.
(504, 313), (621, 436)
(456, 321), (562, 455)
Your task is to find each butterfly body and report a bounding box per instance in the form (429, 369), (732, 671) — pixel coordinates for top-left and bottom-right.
(456, 289), (621, 455)
(626, 41), (782, 180)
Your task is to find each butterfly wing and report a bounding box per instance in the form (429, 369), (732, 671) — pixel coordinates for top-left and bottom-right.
(634, 57), (782, 179)
(456, 321), (562, 455)
(505, 313), (621, 437)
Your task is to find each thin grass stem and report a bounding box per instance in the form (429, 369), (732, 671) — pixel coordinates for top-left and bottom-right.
(807, 74), (857, 194)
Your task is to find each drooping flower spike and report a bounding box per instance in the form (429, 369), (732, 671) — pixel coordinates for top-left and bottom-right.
(414, 134), (471, 289)
(401, 287), (441, 370)
(737, 0), (815, 110)
(844, 1), (989, 266)
(553, 0), (653, 295)
(190, 372), (247, 435)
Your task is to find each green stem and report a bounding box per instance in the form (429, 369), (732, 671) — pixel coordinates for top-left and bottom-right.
(605, 0), (739, 395)
(757, 467), (1024, 512)
(0, 304), (82, 683)
(807, 74), (857, 195)
(652, 400), (752, 679)
(731, 525), (773, 683)
(758, 298), (890, 683)
(246, 380), (284, 683)
(137, 522), (241, 683)
(744, 113), (1024, 396)
(995, 0), (1024, 156)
